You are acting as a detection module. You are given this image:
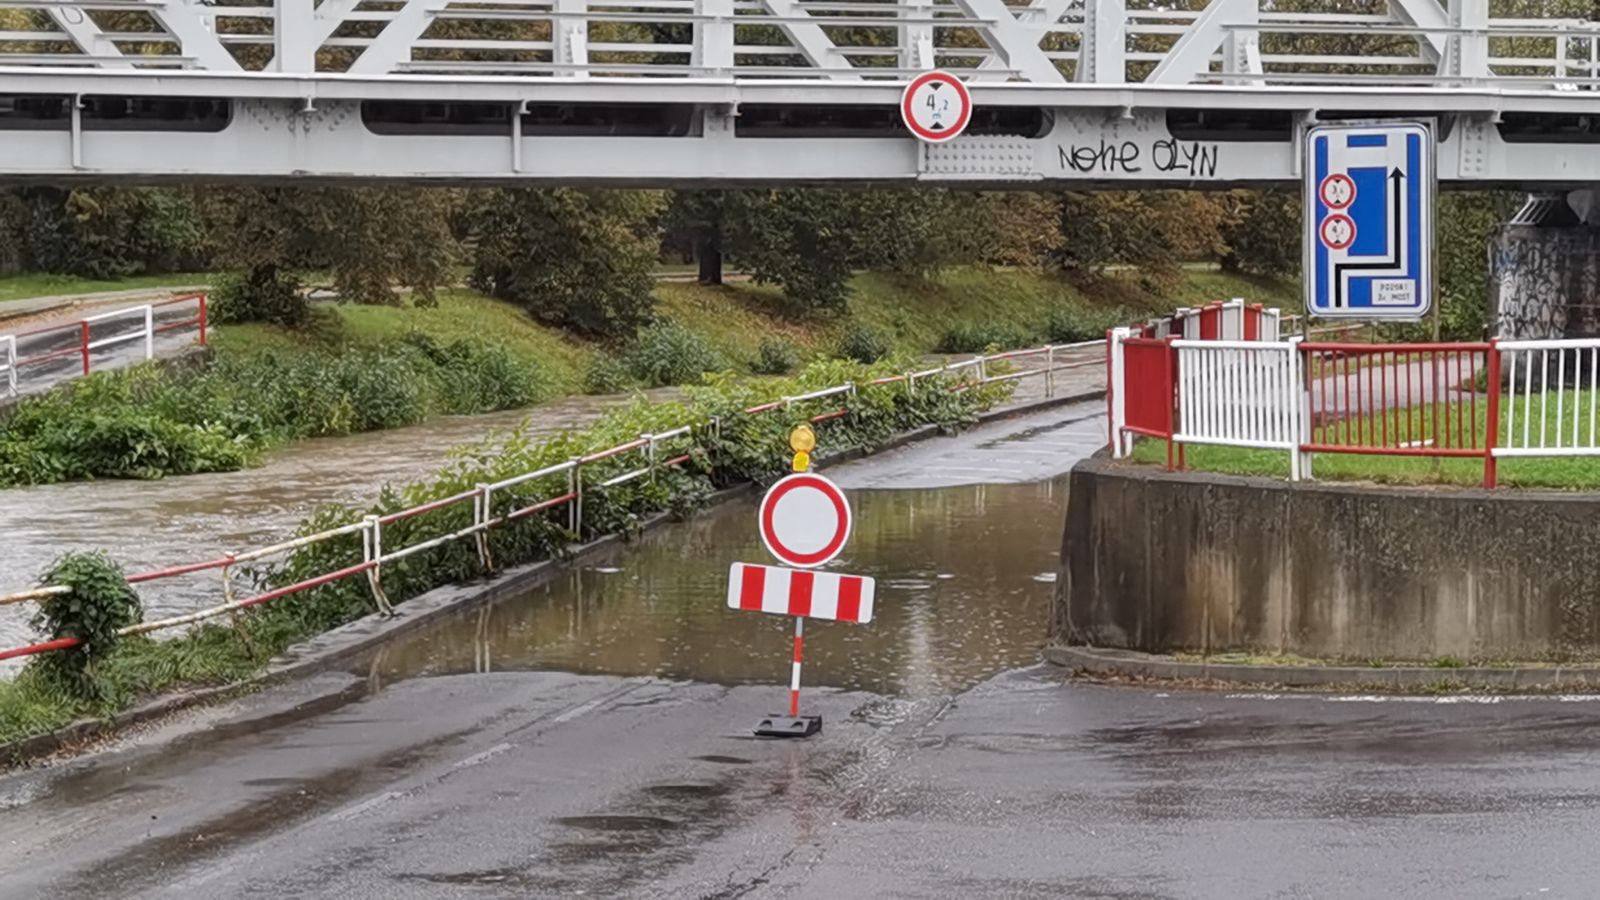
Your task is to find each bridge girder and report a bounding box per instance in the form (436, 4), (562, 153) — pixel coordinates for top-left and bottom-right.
(3, 0), (1600, 185)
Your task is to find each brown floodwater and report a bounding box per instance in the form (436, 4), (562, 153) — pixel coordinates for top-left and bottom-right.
(357, 477), (1068, 699)
(0, 391), (676, 650)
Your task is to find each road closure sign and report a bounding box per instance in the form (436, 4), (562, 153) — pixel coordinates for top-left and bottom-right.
(1303, 122), (1434, 320)
(758, 472), (852, 568)
(901, 70), (972, 144)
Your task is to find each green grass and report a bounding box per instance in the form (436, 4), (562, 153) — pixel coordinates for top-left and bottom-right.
(214, 288), (598, 393)
(0, 271), (213, 304)
(657, 267), (1298, 364)
(1131, 388), (1600, 490)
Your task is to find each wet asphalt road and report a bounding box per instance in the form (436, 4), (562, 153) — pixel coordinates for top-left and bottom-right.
(5, 669), (1600, 898)
(6, 381), (1600, 897)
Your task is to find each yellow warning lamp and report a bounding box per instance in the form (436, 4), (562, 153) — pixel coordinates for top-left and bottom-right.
(789, 424), (816, 472)
(789, 423), (816, 453)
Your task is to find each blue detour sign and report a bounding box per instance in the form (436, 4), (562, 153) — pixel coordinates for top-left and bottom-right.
(1304, 122), (1434, 320)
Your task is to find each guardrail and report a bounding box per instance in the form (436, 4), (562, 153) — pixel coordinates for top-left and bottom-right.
(0, 338), (1104, 663)
(1, 293), (208, 398)
(1108, 330), (1600, 488)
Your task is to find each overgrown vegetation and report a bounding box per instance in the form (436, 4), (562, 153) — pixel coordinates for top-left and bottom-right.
(0, 334), (548, 487)
(0, 360), (1011, 746)
(29, 553), (142, 699)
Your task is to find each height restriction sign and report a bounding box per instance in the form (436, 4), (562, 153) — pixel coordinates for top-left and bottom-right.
(900, 71), (972, 143)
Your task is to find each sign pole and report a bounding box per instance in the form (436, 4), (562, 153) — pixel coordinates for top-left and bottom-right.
(790, 616), (804, 718)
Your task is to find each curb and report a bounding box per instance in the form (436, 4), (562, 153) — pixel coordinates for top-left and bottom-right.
(3, 388), (1102, 767)
(1043, 646), (1600, 692)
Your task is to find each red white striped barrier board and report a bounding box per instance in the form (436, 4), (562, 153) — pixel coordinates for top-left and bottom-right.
(726, 562), (875, 624)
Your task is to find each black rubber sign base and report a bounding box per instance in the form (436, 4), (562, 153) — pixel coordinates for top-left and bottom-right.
(753, 715), (822, 738)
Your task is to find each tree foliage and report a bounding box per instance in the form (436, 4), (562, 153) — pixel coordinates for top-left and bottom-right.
(13, 187), (204, 279)
(469, 188), (665, 338)
(197, 187), (457, 321)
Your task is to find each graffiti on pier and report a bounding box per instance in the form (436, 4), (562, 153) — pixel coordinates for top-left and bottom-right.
(1490, 229), (1598, 340)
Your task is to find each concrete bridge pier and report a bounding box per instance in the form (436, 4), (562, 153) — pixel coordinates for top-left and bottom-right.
(1490, 191), (1600, 341)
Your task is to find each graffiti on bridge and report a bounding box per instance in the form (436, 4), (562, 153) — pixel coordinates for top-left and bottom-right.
(1057, 138), (1221, 178)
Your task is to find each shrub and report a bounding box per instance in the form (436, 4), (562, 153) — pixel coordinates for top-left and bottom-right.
(621, 320), (727, 387)
(938, 322), (1033, 354)
(837, 324), (891, 364)
(0, 334), (550, 488)
(210, 267), (309, 327)
(30, 552), (143, 699)
(750, 337), (801, 375)
(1044, 305), (1129, 344)
(584, 354), (634, 395)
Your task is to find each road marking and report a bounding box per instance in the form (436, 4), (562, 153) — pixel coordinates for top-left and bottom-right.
(552, 698), (604, 724)
(452, 742), (513, 770)
(1224, 692), (1600, 704)
(328, 790), (403, 822)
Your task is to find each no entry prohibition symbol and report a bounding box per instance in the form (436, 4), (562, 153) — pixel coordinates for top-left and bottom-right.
(758, 473), (852, 568)
(900, 70), (972, 143)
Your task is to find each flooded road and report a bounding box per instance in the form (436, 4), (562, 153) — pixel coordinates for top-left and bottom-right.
(362, 477), (1069, 699)
(0, 347), (1101, 651)
(8, 397), (1600, 898)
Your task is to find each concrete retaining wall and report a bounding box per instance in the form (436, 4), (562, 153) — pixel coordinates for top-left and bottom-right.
(1058, 457), (1600, 662)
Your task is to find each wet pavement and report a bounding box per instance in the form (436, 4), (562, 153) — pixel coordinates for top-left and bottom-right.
(7, 668), (1600, 898)
(4, 399), (1600, 897)
(5, 300), (204, 398)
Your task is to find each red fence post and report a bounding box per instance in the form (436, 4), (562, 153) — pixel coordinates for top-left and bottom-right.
(1164, 338), (1177, 471)
(198, 293), (208, 346)
(79, 320), (90, 376)
(1484, 340), (1500, 488)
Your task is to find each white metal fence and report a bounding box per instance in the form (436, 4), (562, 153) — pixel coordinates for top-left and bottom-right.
(1, 334), (15, 397)
(1173, 338), (1308, 480)
(1495, 339), (1600, 458)
(1, 294), (208, 398)
(1112, 331), (1600, 486)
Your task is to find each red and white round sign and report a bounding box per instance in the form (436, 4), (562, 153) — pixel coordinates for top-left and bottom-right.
(1320, 213), (1356, 250)
(900, 71), (972, 144)
(758, 473), (852, 569)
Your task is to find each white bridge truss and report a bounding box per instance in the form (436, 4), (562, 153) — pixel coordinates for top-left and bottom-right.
(3, 0), (1600, 184)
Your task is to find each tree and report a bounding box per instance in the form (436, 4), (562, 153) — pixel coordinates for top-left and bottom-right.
(1057, 191), (1233, 287)
(725, 190), (856, 315)
(1221, 189), (1299, 277)
(14, 187), (204, 279)
(198, 187), (457, 323)
(468, 188), (665, 338)
(665, 191), (740, 285)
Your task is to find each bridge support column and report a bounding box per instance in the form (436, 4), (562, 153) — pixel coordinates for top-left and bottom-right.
(1490, 192), (1600, 340)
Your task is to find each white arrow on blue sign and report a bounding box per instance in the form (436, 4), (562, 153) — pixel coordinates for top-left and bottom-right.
(1303, 122), (1434, 320)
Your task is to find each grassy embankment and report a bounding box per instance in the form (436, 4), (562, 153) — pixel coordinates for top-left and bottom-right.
(0, 272), (211, 305)
(218, 267), (1299, 385)
(0, 266), (1296, 489)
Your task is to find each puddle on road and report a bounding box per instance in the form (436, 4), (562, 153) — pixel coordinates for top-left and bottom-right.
(358, 477), (1067, 699)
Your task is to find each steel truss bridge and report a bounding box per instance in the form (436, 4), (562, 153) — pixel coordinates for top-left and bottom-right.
(4, 0), (1600, 185)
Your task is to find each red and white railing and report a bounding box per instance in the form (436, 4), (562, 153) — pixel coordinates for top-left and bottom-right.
(1137, 299), (1283, 342)
(1109, 328), (1600, 488)
(1, 293), (208, 398)
(0, 338), (1105, 663)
